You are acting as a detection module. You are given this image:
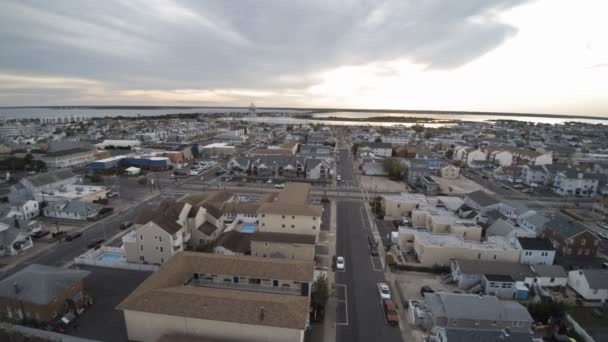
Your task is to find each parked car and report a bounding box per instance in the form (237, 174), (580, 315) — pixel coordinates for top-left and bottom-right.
(378, 283), (391, 300)
(87, 238), (105, 249)
(336, 256), (345, 270)
(64, 231), (82, 241)
(216, 170), (225, 176)
(120, 221), (133, 230)
(370, 244), (379, 256)
(382, 299), (399, 326)
(267, 178), (273, 184)
(30, 230), (50, 239)
(274, 184), (285, 189)
(106, 192), (118, 198)
(420, 285), (434, 297)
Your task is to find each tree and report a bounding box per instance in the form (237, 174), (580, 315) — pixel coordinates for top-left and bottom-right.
(411, 124), (425, 134)
(383, 158), (406, 180)
(351, 143), (360, 156)
(374, 137), (382, 143)
(527, 301), (566, 324)
(445, 149), (454, 159)
(311, 274), (329, 321)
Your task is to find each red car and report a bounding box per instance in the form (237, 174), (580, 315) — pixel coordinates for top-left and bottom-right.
(382, 299), (399, 326)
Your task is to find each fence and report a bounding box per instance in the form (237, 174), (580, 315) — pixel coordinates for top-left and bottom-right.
(74, 246), (158, 272)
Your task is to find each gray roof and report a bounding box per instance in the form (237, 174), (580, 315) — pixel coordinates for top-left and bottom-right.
(531, 265), (566, 278)
(466, 190), (500, 207)
(487, 219), (518, 237)
(454, 260), (536, 281)
(0, 264), (90, 305)
(544, 214), (589, 238)
(525, 213), (549, 229)
(426, 292), (533, 322)
(25, 169), (76, 187)
(442, 328), (533, 342)
(516, 237), (554, 251)
(581, 269), (608, 289)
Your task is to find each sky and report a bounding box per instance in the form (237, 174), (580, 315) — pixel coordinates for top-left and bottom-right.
(1, 0), (607, 116)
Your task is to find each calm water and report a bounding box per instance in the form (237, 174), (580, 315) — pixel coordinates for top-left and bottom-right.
(1, 107), (605, 126)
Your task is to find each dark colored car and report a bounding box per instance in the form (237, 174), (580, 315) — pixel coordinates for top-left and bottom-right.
(65, 232), (82, 241)
(120, 221), (134, 230)
(370, 244), (379, 256)
(31, 230), (50, 239)
(420, 285), (434, 297)
(382, 299), (399, 326)
(87, 238), (105, 249)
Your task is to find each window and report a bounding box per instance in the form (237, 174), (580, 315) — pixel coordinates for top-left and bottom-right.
(292, 216), (295, 219)
(139, 255), (144, 261)
(291, 225), (295, 228)
(550, 277), (555, 283)
(282, 215), (285, 219)
(313, 226), (316, 230)
(262, 214), (265, 218)
(140, 234), (143, 240)
(159, 236), (162, 242)
(493, 255), (497, 260)
(140, 245), (143, 251)
(313, 217), (317, 221)
(282, 224), (285, 228)
(160, 247), (163, 252)
(581, 238), (586, 246)
(262, 223), (266, 227)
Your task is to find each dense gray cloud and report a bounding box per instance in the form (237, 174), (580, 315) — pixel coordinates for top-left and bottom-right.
(0, 0), (528, 100)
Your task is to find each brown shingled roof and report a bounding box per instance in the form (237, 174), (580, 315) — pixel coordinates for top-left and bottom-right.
(257, 202), (322, 217)
(117, 252), (313, 330)
(251, 232), (315, 245)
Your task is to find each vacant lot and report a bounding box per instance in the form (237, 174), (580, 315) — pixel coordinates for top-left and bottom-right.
(360, 175), (407, 193)
(431, 175), (489, 194)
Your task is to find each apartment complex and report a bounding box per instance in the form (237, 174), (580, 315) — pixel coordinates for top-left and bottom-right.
(257, 183), (323, 243)
(118, 252), (314, 342)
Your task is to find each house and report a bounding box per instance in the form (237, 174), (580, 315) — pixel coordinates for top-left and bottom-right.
(0, 264), (90, 323)
(227, 157), (251, 176)
(568, 269), (608, 302)
(305, 158), (331, 180)
(521, 165), (549, 186)
(39, 148), (95, 168)
(410, 292), (533, 333)
(552, 170), (600, 197)
(543, 214), (599, 257)
(453, 147), (486, 167)
(464, 190), (515, 219)
(7, 200), (39, 220)
(486, 219), (535, 241)
(9, 169), (78, 203)
(515, 237), (556, 265)
(251, 232), (316, 261)
(517, 212), (549, 235)
(419, 176), (440, 196)
(118, 252), (314, 342)
(257, 183), (323, 243)
(440, 164), (459, 179)
(382, 193), (427, 220)
(359, 142), (393, 158)
(493, 166), (523, 183)
(0, 222), (33, 257)
(43, 199), (102, 221)
(124, 201), (192, 264)
(531, 264), (568, 288)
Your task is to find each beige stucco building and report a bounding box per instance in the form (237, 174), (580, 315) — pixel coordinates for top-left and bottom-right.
(257, 183), (322, 243)
(118, 252), (314, 342)
(382, 193), (428, 220)
(251, 232), (316, 261)
(411, 208), (482, 242)
(399, 228), (519, 267)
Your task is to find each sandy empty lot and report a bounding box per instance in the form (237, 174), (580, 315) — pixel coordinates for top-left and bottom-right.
(360, 175), (407, 193)
(431, 175), (490, 195)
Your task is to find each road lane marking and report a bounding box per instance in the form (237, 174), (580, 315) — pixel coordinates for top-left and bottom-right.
(335, 283), (349, 326)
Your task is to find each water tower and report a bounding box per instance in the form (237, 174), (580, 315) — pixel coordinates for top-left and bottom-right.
(248, 103), (256, 118)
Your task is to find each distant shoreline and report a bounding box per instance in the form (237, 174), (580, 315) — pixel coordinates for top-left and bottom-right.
(295, 114), (461, 124)
(0, 105), (606, 121)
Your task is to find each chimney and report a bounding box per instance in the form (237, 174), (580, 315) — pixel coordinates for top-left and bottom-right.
(259, 306), (265, 321)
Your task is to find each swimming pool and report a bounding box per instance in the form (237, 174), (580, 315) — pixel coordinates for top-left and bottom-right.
(96, 252), (124, 262)
(239, 224), (257, 234)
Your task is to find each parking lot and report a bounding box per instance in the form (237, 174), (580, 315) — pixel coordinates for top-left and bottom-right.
(70, 265), (152, 342)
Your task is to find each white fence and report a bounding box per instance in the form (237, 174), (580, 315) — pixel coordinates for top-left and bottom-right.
(74, 246), (158, 272)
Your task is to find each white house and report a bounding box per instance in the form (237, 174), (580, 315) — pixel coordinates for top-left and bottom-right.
(515, 237), (556, 265)
(521, 165), (548, 186)
(43, 199), (102, 221)
(359, 142), (393, 158)
(552, 170), (600, 197)
(530, 265), (568, 288)
(305, 159), (330, 180)
(0, 222), (33, 257)
(8, 200), (39, 220)
(488, 150), (514, 166)
(568, 269), (608, 302)
(440, 164), (460, 179)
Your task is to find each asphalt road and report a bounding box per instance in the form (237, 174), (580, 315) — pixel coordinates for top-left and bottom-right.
(337, 149), (356, 187)
(335, 201), (402, 342)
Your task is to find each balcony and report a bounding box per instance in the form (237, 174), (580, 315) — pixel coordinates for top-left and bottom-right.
(189, 278), (302, 296)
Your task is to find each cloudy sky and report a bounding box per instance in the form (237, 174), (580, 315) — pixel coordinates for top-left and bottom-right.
(1, 0), (607, 116)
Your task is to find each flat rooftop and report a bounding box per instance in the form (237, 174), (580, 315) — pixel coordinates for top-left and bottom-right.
(400, 227), (516, 251)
